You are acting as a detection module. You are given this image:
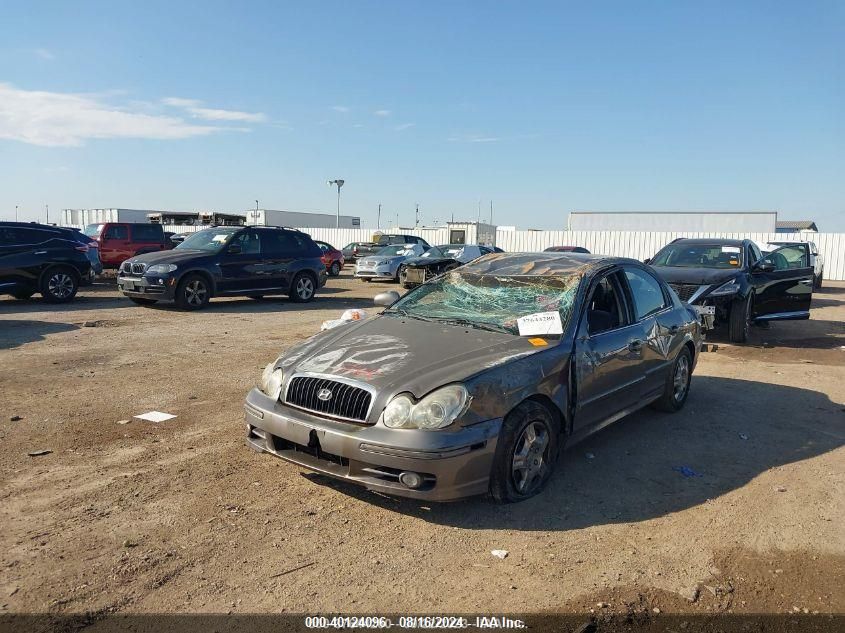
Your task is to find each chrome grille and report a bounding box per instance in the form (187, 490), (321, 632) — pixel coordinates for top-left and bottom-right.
(284, 376), (373, 423)
(131, 262), (147, 275)
(669, 283), (699, 302)
(120, 261), (132, 274)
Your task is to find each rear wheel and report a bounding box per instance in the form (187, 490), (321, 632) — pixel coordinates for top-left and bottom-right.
(651, 347), (692, 412)
(129, 297), (157, 306)
(11, 289), (35, 300)
(329, 261), (341, 276)
(728, 294), (751, 343)
(40, 267), (79, 303)
(289, 272), (316, 302)
(175, 274), (211, 310)
(489, 400), (561, 503)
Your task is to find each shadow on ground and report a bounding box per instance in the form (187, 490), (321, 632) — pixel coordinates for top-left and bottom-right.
(302, 376), (844, 530)
(0, 320), (79, 350)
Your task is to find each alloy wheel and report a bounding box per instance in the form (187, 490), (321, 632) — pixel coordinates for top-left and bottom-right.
(673, 354), (690, 402)
(48, 273), (75, 299)
(185, 280), (208, 306)
(511, 420), (550, 494)
(296, 276), (314, 300)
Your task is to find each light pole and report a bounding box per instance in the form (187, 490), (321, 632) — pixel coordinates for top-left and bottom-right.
(377, 203), (381, 230)
(415, 203), (419, 228)
(46, 204), (49, 225)
(15, 205), (18, 221)
(327, 179), (345, 228)
(255, 200), (259, 226)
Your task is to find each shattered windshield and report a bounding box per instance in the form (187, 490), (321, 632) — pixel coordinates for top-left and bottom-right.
(388, 270), (582, 335)
(651, 244), (743, 269)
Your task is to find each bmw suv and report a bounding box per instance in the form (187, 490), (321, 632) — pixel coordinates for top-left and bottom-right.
(117, 226), (328, 309)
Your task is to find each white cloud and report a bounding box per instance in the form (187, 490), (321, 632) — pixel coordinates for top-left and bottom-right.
(163, 97), (266, 122)
(374, 109), (391, 117)
(447, 133), (501, 143)
(35, 48), (55, 60)
(332, 105), (350, 113)
(394, 123), (415, 131)
(0, 83), (222, 147)
(352, 123), (365, 128)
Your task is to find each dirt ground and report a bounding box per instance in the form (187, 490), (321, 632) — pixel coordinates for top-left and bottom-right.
(1, 272), (843, 619)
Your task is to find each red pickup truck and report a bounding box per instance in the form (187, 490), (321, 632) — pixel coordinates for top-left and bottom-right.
(82, 222), (171, 268)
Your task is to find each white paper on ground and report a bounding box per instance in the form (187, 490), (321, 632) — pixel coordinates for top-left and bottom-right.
(134, 411), (177, 423)
(517, 311), (563, 336)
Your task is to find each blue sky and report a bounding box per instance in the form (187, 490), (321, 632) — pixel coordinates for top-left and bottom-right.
(1, 1), (843, 230)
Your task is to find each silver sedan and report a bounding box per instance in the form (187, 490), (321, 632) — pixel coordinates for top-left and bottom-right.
(354, 243), (427, 281)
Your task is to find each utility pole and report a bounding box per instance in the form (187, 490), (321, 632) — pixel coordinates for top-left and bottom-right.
(327, 180), (345, 228)
(255, 200), (259, 226)
(46, 204), (49, 225)
(477, 199), (481, 223)
(490, 200), (493, 225)
(415, 203), (419, 228)
(15, 205), (18, 221)
(377, 203), (381, 229)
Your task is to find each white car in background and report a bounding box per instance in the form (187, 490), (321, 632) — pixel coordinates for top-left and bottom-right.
(764, 241), (825, 288)
(354, 243), (427, 282)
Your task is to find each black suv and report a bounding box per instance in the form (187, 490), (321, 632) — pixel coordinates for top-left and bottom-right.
(0, 222), (94, 303)
(117, 226), (328, 309)
(648, 238), (813, 343)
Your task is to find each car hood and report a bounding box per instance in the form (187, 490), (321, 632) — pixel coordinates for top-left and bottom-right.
(275, 314), (555, 398)
(651, 265), (740, 286)
(404, 255), (457, 267)
(129, 249), (214, 265)
(357, 255), (404, 265)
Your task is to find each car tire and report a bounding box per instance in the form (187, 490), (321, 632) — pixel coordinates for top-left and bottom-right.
(815, 272), (823, 289)
(396, 265), (406, 283)
(129, 297), (158, 306)
(728, 294), (751, 343)
(289, 272), (316, 303)
(11, 289), (35, 300)
(40, 267), (79, 303)
(651, 346), (693, 412)
(329, 261), (340, 277)
(175, 273), (211, 310)
(489, 400), (561, 504)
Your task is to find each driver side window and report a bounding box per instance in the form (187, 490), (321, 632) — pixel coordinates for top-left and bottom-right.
(232, 230), (261, 255)
(586, 273), (628, 335)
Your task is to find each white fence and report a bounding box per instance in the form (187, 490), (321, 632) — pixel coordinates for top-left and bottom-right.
(69, 223), (845, 281)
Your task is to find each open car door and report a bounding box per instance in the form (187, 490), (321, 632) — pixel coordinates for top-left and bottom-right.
(751, 244), (813, 322)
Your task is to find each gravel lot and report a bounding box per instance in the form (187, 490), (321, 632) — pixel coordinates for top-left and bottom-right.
(1, 271), (843, 617)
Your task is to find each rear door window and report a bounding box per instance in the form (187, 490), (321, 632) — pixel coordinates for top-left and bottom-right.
(103, 225), (128, 240)
(131, 224), (162, 241)
(624, 268), (668, 320)
(764, 245), (809, 270)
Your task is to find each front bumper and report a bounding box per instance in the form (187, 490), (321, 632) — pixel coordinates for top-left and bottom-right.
(354, 267), (396, 280)
(117, 274), (176, 300)
(244, 388), (501, 501)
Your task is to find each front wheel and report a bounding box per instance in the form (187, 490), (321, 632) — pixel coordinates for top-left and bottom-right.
(11, 289), (36, 300)
(40, 267), (79, 303)
(396, 265), (406, 283)
(489, 400), (561, 503)
(175, 274), (211, 310)
(815, 272), (823, 289)
(651, 347), (693, 412)
(329, 261), (340, 276)
(289, 273), (316, 303)
(728, 294), (751, 343)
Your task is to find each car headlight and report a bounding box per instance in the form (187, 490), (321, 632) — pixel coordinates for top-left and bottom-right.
(147, 263), (177, 274)
(382, 384), (469, 430)
(709, 278), (741, 296)
(259, 362), (284, 400)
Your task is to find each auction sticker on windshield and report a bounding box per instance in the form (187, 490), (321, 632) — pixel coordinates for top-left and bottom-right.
(517, 311), (563, 336)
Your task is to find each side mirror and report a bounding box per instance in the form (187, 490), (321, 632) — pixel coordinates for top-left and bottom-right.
(227, 243), (242, 254)
(754, 260), (775, 273)
(643, 258), (651, 265)
(374, 290), (400, 307)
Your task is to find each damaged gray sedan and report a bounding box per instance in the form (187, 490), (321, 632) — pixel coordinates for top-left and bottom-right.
(245, 253), (701, 502)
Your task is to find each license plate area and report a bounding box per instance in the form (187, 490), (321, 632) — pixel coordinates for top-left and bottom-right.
(694, 305), (715, 316)
(405, 268), (426, 283)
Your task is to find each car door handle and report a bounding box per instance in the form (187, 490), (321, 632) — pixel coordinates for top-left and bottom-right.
(798, 279), (813, 285)
(628, 339), (643, 352)
(33, 250), (47, 255)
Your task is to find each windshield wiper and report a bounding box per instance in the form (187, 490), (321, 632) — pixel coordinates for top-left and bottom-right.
(430, 317), (513, 334)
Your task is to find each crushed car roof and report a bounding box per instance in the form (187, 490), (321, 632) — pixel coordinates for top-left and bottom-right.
(459, 252), (635, 276)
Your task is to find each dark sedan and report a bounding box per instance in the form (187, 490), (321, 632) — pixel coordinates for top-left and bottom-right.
(117, 226), (327, 309)
(648, 238), (813, 343)
(246, 252), (701, 502)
